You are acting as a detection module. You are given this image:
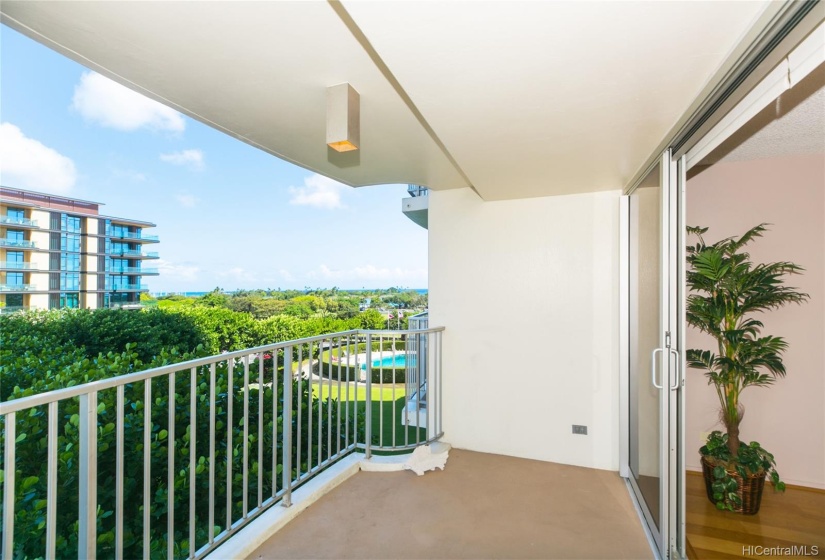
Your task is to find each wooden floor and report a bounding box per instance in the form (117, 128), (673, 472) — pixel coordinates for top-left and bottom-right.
(686, 471), (825, 559)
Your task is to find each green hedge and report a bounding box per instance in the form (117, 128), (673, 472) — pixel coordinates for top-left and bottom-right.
(316, 359), (405, 384)
(0, 345), (358, 559)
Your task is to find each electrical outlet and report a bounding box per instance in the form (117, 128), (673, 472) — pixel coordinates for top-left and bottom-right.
(572, 425), (588, 435)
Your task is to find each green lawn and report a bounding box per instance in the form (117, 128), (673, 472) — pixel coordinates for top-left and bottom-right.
(312, 382), (427, 452)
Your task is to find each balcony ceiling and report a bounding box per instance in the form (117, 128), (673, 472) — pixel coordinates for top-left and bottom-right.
(1, 1), (770, 200)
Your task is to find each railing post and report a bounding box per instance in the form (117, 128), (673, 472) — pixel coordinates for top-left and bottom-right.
(2, 412), (16, 560)
(282, 346), (293, 508)
(365, 333), (373, 460)
(78, 391), (98, 560)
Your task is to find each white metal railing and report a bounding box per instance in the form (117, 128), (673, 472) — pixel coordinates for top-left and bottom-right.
(0, 239), (36, 249)
(0, 284), (36, 292)
(0, 262), (37, 271)
(0, 327), (443, 560)
(0, 216), (38, 228)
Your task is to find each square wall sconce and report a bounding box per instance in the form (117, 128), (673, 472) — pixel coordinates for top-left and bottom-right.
(326, 83), (360, 152)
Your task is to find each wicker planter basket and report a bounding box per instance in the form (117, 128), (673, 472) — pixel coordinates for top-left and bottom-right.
(701, 455), (766, 515)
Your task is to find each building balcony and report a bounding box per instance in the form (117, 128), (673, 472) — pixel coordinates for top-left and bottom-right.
(0, 328), (450, 560)
(0, 215), (39, 228)
(0, 239), (37, 249)
(107, 302), (145, 310)
(109, 249), (159, 259)
(248, 449), (651, 560)
(0, 326), (656, 559)
(109, 267), (159, 275)
(0, 305), (30, 314)
(106, 230), (159, 243)
(109, 284), (149, 291)
(402, 185), (428, 229)
(0, 283), (36, 292)
(0, 261), (40, 271)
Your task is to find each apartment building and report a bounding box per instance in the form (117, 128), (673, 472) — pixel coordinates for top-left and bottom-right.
(0, 187), (159, 312)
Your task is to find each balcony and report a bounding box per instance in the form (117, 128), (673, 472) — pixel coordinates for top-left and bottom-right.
(0, 261), (39, 271)
(0, 283), (36, 292)
(110, 267), (159, 275)
(106, 230), (159, 243)
(0, 239), (37, 249)
(250, 449), (651, 560)
(109, 283), (149, 291)
(407, 184), (429, 197)
(107, 302), (145, 310)
(109, 249), (159, 259)
(0, 216), (38, 228)
(0, 305), (30, 314)
(0, 328), (446, 559)
(402, 185), (428, 229)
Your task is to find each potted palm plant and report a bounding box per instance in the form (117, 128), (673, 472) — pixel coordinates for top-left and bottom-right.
(686, 224), (808, 514)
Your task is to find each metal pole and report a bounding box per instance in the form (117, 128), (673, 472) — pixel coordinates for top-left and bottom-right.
(2, 412), (16, 560)
(78, 392), (98, 560)
(168, 372), (175, 560)
(365, 334), (373, 459)
(282, 346), (293, 507)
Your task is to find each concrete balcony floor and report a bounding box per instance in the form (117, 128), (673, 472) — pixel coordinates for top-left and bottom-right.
(248, 449), (653, 559)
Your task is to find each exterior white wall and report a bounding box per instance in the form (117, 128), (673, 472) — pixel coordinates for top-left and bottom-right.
(429, 187), (621, 471)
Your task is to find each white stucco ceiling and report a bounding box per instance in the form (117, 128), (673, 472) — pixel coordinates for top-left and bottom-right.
(1, 1), (773, 200)
(712, 64), (825, 164)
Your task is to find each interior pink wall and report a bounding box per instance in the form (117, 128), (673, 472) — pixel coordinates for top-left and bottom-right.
(686, 152), (825, 489)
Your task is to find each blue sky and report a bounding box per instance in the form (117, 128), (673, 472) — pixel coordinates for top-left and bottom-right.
(0, 25), (428, 292)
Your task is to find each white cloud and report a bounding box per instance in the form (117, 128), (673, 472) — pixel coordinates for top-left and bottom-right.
(288, 174), (348, 209)
(307, 264), (427, 284)
(0, 123), (77, 193)
(175, 194), (198, 208)
(72, 71), (185, 132)
(155, 259), (200, 282)
(160, 149), (204, 170)
(218, 267), (259, 284)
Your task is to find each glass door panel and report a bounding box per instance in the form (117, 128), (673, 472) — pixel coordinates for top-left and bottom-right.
(628, 160), (666, 545)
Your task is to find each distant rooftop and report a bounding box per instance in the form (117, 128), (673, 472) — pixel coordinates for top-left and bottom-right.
(0, 186), (156, 227)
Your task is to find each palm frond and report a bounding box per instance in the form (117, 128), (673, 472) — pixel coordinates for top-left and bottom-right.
(686, 224), (807, 436)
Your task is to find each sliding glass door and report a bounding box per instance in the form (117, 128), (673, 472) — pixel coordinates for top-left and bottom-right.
(624, 150), (685, 559)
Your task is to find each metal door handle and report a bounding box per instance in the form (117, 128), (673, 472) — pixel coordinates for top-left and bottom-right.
(651, 348), (664, 389)
(669, 348), (680, 390)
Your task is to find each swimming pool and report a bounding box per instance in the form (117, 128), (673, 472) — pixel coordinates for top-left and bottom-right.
(360, 354), (407, 369)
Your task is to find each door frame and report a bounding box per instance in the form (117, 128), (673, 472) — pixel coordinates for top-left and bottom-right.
(620, 149), (686, 560)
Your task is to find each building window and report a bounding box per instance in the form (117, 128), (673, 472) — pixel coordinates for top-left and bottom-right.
(61, 233), (81, 252)
(111, 258), (132, 273)
(60, 293), (79, 309)
(6, 272), (23, 286)
(109, 275), (130, 290)
(60, 273), (80, 291)
(111, 241), (131, 254)
(6, 229), (24, 242)
(6, 208), (25, 220)
(61, 253), (81, 272)
(6, 251), (24, 266)
(62, 214), (81, 233)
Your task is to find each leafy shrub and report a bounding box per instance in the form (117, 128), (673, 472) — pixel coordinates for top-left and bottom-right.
(0, 309), (205, 364)
(0, 347), (357, 559)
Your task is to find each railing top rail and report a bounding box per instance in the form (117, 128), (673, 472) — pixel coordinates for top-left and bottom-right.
(359, 326), (444, 335)
(0, 326), (443, 414)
